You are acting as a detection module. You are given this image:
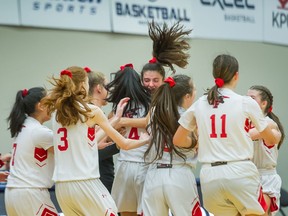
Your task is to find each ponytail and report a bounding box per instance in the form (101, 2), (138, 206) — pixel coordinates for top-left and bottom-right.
(7, 87), (46, 138)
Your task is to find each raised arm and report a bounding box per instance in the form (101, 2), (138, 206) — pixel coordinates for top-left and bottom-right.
(118, 117), (147, 129)
(90, 107), (149, 150)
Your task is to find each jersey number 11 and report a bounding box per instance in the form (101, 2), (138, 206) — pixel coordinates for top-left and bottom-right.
(210, 114), (227, 138)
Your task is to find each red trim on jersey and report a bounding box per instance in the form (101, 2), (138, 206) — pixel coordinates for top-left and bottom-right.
(258, 187), (268, 212)
(88, 127), (95, 141)
(192, 201), (202, 216)
(263, 140), (275, 149)
(105, 208), (116, 216)
(270, 196), (279, 212)
(40, 207), (58, 216)
(34, 147), (48, 162)
(36, 204), (57, 216)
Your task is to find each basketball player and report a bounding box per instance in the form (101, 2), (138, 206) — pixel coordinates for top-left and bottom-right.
(142, 75), (203, 216)
(42, 66), (150, 216)
(5, 87), (58, 216)
(107, 63), (150, 216)
(87, 68), (119, 193)
(248, 85), (285, 216)
(173, 54), (278, 216)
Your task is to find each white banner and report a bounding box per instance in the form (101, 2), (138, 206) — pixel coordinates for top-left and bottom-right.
(263, 0), (288, 46)
(20, 0), (111, 32)
(0, 0), (20, 25)
(191, 0), (263, 41)
(111, 0), (194, 35)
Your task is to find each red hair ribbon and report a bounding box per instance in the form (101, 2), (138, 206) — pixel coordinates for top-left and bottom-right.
(164, 76), (176, 88)
(120, 63), (134, 71)
(0, 159), (4, 168)
(149, 57), (157, 63)
(268, 106), (273, 113)
(22, 89), (28, 97)
(60, 70), (72, 78)
(84, 67), (91, 73)
(215, 78), (224, 88)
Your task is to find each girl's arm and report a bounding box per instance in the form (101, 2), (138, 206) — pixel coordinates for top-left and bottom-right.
(118, 117), (147, 129)
(173, 125), (193, 148)
(89, 107), (149, 150)
(250, 121), (281, 146)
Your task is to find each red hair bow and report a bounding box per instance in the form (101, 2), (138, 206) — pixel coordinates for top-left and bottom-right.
(120, 63), (134, 71)
(149, 57), (157, 64)
(60, 70), (72, 78)
(164, 76), (176, 88)
(215, 78), (224, 88)
(268, 106), (273, 113)
(84, 67), (91, 73)
(22, 89), (28, 97)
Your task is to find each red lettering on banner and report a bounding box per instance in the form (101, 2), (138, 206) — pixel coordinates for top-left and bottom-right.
(278, 0), (288, 9)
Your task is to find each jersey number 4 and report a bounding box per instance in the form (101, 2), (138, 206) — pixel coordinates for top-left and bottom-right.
(210, 114), (227, 138)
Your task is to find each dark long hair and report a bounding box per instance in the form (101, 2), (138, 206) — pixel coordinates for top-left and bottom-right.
(7, 87), (46, 138)
(249, 85), (285, 149)
(106, 66), (150, 117)
(145, 75), (196, 163)
(206, 54), (238, 106)
(147, 21), (192, 74)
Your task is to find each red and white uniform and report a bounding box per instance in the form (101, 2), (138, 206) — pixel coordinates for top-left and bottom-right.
(111, 104), (148, 214)
(179, 88), (268, 216)
(253, 117), (281, 215)
(142, 107), (202, 216)
(5, 116), (58, 216)
(52, 104), (117, 216)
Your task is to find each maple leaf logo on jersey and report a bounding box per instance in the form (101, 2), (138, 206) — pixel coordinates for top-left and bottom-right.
(244, 118), (253, 132)
(213, 96), (229, 108)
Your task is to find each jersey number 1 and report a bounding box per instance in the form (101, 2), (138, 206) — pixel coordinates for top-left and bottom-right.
(210, 114), (227, 138)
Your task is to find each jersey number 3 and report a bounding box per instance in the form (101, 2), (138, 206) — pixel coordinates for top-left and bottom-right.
(58, 128), (68, 151)
(210, 114), (227, 138)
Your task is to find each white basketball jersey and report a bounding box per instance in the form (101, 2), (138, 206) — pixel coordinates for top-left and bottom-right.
(146, 106), (198, 168)
(6, 117), (54, 188)
(52, 104), (99, 182)
(117, 104), (149, 163)
(179, 88), (268, 163)
(252, 117), (278, 170)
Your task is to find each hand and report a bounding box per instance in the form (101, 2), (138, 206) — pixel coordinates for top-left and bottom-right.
(0, 153), (11, 162)
(98, 141), (114, 150)
(0, 171), (9, 182)
(115, 97), (130, 119)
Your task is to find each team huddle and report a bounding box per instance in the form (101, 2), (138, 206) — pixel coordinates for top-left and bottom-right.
(3, 21), (285, 216)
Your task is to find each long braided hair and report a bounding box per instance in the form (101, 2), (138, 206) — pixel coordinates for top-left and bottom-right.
(249, 85), (285, 149)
